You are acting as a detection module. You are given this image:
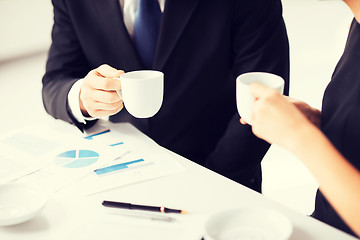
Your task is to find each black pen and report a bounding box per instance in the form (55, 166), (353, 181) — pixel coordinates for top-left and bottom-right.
(102, 200), (188, 214)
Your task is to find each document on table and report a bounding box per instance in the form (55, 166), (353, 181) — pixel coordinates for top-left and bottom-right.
(1, 121), (186, 195)
(19, 143), (119, 194)
(0, 126), (65, 184)
(69, 124), (187, 195)
(0, 124), (120, 193)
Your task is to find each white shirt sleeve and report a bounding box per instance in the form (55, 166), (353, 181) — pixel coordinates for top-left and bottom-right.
(67, 79), (97, 124)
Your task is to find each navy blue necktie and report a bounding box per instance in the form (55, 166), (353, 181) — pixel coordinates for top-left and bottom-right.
(134, 0), (162, 69)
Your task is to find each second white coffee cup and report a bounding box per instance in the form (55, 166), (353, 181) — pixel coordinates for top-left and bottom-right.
(203, 208), (292, 240)
(236, 72), (285, 125)
(118, 70), (164, 118)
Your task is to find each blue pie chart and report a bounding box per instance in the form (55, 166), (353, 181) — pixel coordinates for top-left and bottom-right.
(54, 150), (99, 168)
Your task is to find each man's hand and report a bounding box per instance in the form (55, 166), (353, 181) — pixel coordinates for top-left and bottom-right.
(79, 64), (124, 118)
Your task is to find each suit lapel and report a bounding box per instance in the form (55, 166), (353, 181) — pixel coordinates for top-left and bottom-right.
(154, 0), (200, 70)
(91, 0), (200, 70)
(91, 0), (142, 70)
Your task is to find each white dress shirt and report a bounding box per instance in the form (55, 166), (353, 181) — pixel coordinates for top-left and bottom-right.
(68, 0), (165, 124)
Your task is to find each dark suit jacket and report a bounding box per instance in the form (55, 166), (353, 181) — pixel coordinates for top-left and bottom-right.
(42, 0), (289, 192)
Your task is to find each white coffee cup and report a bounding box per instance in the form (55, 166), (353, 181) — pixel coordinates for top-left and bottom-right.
(203, 208), (292, 240)
(117, 70), (164, 118)
(236, 72), (285, 125)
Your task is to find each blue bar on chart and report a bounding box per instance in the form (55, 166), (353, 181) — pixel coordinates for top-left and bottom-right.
(109, 142), (124, 147)
(84, 129), (124, 146)
(84, 129), (111, 140)
(94, 159), (145, 175)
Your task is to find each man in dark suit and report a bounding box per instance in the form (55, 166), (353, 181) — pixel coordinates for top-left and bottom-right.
(42, 0), (289, 192)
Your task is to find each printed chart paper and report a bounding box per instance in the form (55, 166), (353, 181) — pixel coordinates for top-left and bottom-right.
(72, 124), (187, 195)
(2, 121), (186, 195)
(0, 124), (120, 193)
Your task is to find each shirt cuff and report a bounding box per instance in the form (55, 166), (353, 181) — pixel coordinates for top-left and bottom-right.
(67, 79), (97, 124)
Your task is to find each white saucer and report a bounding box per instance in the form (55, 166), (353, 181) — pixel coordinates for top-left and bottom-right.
(0, 183), (47, 226)
(204, 208), (293, 240)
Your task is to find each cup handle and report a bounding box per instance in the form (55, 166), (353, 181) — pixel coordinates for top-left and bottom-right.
(114, 77), (123, 100)
(117, 89), (123, 100)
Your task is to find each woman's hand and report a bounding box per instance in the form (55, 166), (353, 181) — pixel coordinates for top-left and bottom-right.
(285, 96), (321, 128)
(241, 83), (315, 152)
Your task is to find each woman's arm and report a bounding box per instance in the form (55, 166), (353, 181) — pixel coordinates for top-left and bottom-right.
(294, 122), (360, 237)
(248, 83), (360, 237)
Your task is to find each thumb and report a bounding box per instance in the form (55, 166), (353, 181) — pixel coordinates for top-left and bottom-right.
(96, 64), (124, 78)
(114, 69), (125, 78)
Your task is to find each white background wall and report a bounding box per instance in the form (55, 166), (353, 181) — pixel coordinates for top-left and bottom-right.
(0, 0), (355, 215)
(0, 0), (53, 62)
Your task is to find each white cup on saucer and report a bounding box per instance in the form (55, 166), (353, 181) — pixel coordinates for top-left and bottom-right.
(0, 183), (47, 226)
(203, 208), (292, 240)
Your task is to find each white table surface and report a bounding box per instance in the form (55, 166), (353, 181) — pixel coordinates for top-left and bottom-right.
(0, 121), (357, 240)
